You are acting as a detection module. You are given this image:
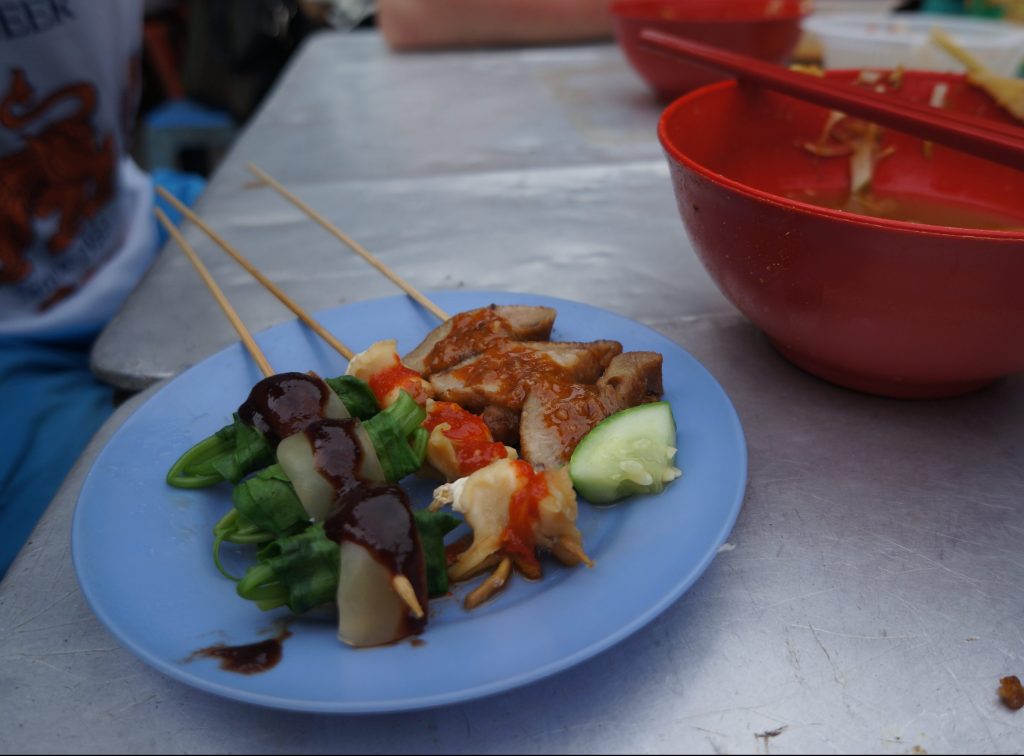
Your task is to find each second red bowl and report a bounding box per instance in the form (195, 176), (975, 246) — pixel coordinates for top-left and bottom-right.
(613, 0), (811, 99)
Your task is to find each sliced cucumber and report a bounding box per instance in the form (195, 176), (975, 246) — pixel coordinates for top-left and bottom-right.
(569, 402), (682, 505)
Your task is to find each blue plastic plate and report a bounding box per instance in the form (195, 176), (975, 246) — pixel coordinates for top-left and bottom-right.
(72, 291), (746, 713)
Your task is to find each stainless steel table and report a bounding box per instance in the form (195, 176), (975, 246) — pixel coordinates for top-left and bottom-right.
(3, 31), (1023, 754)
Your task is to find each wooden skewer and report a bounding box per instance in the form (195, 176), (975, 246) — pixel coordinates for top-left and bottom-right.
(391, 575), (425, 619)
(155, 187), (355, 362)
(155, 208), (274, 378)
(246, 162), (450, 323)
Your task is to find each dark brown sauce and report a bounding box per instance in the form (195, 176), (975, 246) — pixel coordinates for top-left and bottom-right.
(790, 190), (1024, 231)
(325, 485), (428, 637)
(305, 419), (369, 498)
(410, 638), (426, 648)
(238, 372), (335, 445)
(424, 307), (512, 374)
(188, 624), (293, 675)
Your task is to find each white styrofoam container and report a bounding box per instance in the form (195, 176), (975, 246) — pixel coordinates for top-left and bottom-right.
(802, 13), (1024, 76)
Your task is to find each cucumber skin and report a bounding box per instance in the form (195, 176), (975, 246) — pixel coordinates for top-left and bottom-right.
(569, 402), (678, 505)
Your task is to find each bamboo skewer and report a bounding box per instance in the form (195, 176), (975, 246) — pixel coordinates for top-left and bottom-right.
(391, 575), (425, 619)
(245, 162), (450, 323)
(155, 208), (275, 378)
(155, 187), (355, 362)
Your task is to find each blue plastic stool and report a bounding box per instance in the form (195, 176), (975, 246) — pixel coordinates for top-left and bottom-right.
(142, 98), (236, 172)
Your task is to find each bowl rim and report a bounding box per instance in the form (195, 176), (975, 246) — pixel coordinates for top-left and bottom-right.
(657, 72), (1024, 241)
(611, 0), (811, 23)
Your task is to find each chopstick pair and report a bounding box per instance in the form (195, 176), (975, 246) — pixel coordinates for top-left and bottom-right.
(637, 29), (1024, 171)
(154, 164), (448, 376)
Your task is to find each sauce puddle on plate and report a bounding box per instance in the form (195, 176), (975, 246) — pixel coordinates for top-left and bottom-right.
(187, 621), (293, 675)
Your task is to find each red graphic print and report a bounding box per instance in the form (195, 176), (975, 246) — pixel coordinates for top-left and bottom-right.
(0, 68), (115, 284)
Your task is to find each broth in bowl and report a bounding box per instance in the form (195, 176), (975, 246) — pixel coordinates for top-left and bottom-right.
(788, 190), (1024, 231)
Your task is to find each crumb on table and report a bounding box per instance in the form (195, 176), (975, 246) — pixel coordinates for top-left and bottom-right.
(999, 676), (1024, 711)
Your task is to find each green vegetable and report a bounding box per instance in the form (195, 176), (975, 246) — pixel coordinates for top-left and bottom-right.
(231, 464), (310, 535)
(325, 375), (380, 420)
(236, 524), (340, 613)
(413, 509), (463, 597)
(236, 510), (464, 613)
(211, 464), (310, 579)
(362, 390), (429, 482)
(166, 376), (381, 489)
(166, 416), (275, 489)
(569, 402), (682, 505)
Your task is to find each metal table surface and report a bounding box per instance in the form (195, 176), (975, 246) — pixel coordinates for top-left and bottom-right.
(3, 31), (1023, 755)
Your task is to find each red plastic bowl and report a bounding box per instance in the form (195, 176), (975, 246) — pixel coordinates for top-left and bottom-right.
(658, 71), (1024, 398)
(612, 0), (810, 99)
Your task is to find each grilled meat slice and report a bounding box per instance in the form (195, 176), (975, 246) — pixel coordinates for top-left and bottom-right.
(480, 405), (521, 447)
(403, 305), (557, 376)
(428, 340), (622, 413)
(519, 351), (664, 469)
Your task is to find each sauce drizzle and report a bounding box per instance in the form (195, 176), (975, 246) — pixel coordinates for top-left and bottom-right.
(238, 372), (335, 445)
(370, 362), (425, 405)
(306, 419), (369, 499)
(325, 485), (429, 638)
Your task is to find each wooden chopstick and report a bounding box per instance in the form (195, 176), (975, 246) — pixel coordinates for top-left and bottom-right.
(155, 207), (275, 378)
(155, 187), (355, 362)
(638, 29), (1024, 170)
(246, 163), (451, 323)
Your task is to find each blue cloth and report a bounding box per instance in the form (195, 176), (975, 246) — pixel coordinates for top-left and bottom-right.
(0, 338), (113, 577)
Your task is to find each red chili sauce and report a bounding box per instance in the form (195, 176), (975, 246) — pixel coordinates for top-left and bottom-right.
(424, 402), (508, 476)
(501, 459), (550, 571)
(369, 360), (426, 405)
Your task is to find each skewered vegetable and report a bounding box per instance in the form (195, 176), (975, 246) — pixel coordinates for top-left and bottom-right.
(213, 392), (428, 570)
(326, 485), (429, 647)
(235, 509), (462, 614)
(236, 523), (340, 613)
(168, 372), (379, 488)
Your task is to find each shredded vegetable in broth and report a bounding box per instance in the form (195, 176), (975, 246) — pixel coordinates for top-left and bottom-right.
(792, 68), (1023, 231)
